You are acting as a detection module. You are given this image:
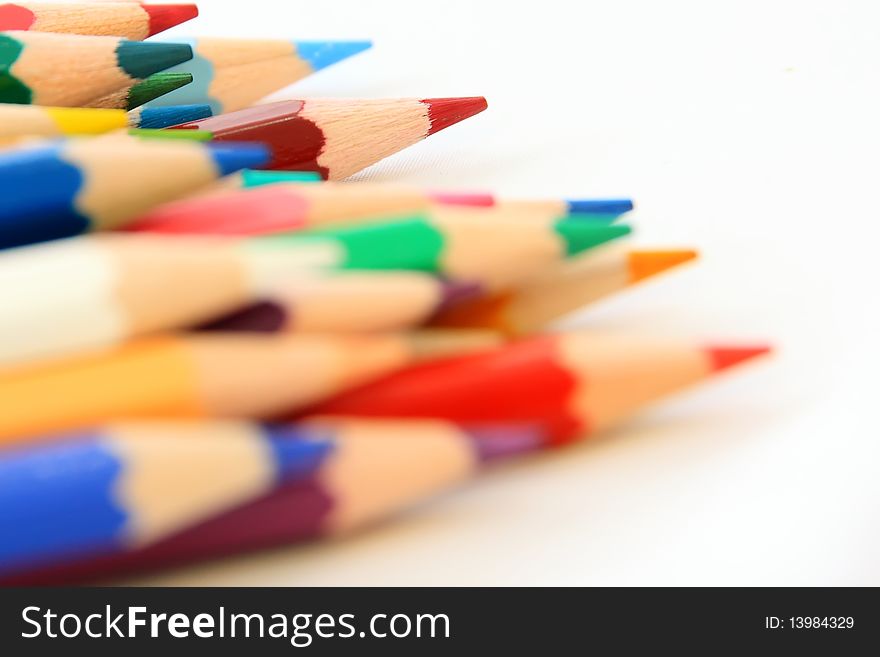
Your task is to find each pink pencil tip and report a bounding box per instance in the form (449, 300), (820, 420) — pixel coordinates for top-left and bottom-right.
(423, 96), (488, 135)
(144, 3), (199, 37)
(706, 345), (772, 372)
(430, 191), (496, 207)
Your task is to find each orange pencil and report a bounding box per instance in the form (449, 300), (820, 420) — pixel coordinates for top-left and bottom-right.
(0, 331), (499, 446)
(430, 246), (699, 335)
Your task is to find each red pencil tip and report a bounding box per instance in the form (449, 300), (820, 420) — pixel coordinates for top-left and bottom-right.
(144, 3), (199, 37)
(423, 97), (488, 135)
(706, 345), (772, 372)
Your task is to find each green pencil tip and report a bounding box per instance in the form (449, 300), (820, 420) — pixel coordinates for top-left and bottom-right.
(127, 128), (213, 142)
(127, 72), (194, 110)
(554, 222), (632, 256)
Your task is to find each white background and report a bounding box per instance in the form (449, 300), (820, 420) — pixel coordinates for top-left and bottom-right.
(132, 0), (880, 586)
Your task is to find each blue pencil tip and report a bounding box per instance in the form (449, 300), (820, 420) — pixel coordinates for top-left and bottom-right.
(135, 104), (214, 129)
(294, 40), (373, 71)
(566, 199), (634, 216)
(207, 142), (273, 176)
(263, 425), (335, 482)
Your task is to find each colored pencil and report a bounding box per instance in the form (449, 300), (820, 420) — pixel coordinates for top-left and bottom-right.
(236, 169), (323, 186)
(121, 126), (212, 141)
(127, 102), (211, 128)
(233, 175), (633, 217)
(0, 420), (335, 572)
(0, 418), (546, 582)
(229, 173), (632, 216)
(187, 168), (321, 197)
(129, 179), (524, 235)
(0, 102), (210, 141)
(0, 137), (270, 249)
(0, 331), (499, 445)
(83, 71), (192, 110)
(284, 208), (630, 290)
(0, 126), (217, 150)
(0, 31), (193, 105)
(172, 97), (489, 178)
(0, 128), (211, 154)
(431, 194), (635, 217)
(0, 232), (375, 366)
(127, 182), (502, 235)
(310, 333), (772, 444)
(0, 2), (198, 39)
(199, 271), (480, 334)
(430, 246), (699, 335)
(143, 38), (372, 113)
(0, 212), (614, 347)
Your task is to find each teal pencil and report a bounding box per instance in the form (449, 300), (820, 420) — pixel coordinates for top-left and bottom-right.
(128, 103), (212, 129)
(0, 30), (193, 106)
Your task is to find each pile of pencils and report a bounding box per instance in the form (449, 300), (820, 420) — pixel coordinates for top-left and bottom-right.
(0, 1), (770, 585)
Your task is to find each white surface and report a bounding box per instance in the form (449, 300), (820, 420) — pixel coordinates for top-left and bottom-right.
(131, 0), (880, 586)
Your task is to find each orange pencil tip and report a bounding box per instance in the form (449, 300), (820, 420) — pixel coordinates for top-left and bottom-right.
(144, 3), (199, 37)
(629, 249), (698, 283)
(706, 345), (772, 372)
(423, 97), (488, 135)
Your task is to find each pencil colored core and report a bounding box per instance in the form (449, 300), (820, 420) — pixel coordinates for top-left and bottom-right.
(706, 346), (772, 372)
(144, 4), (199, 37)
(423, 97), (488, 135)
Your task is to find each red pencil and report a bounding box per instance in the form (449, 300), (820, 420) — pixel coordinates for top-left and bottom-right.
(172, 97), (488, 179)
(308, 333), (771, 445)
(0, 2), (197, 39)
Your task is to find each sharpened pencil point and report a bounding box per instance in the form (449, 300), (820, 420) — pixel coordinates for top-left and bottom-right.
(207, 143), (273, 176)
(566, 199), (634, 215)
(554, 222), (631, 257)
(127, 128), (212, 141)
(706, 346), (772, 372)
(240, 169), (322, 187)
(127, 72), (193, 109)
(431, 192), (495, 207)
(143, 4), (199, 37)
(628, 250), (698, 283)
(134, 104), (212, 129)
(294, 40), (373, 71)
(115, 41), (194, 80)
(423, 97), (488, 135)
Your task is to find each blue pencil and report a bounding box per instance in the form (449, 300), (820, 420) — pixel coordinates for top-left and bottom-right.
(128, 103), (213, 129)
(0, 137), (269, 249)
(143, 38), (372, 113)
(566, 199), (634, 215)
(0, 419), (547, 578)
(0, 421), (331, 572)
